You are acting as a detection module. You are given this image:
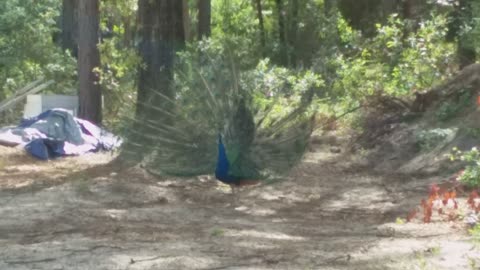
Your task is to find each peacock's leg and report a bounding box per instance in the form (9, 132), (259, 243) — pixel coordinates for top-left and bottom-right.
(230, 184), (239, 205)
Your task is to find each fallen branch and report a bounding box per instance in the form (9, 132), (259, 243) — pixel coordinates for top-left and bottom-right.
(5, 257), (56, 265)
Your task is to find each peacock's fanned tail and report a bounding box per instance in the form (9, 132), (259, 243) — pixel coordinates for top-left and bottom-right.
(121, 53), (314, 180)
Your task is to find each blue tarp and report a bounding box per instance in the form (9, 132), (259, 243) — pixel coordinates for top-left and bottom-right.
(0, 109), (122, 160)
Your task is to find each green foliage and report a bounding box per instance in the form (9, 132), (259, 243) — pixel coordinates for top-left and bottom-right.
(333, 13), (455, 109)
(211, 0), (259, 67)
(0, 0), (76, 96)
(465, 127), (480, 139)
(210, 228), (225, 237)
(435, 91), (472, 121)
(98, 1), (140, 131)
(415, 128), (454, 151)
(241, 59), (323, 119)
(0, 0), (76, 124)
(450, 147), (480, 188)
(469, 224), (480, 245)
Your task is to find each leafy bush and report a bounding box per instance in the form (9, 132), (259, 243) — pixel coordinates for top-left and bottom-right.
(435, 91), (472, 121)
(0, 0), (77, 96)
(451, 147), (480, 188)
(332, 13), (455, 110)
(415, 128), (455, 151)
(470, 224), (480, 246)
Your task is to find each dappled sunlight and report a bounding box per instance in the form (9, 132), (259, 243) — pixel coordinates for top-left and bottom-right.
(234, 205), (276, 216)
(224, 229), (305, 241)
(252, 185), (321, 204)
(104, 209), (128, 220)
(325, 187), (396, 211)
(0, 147), (116, 191)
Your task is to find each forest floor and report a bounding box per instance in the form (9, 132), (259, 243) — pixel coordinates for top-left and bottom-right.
(0, 137), (480, 270)
(1, 130), (479, 270)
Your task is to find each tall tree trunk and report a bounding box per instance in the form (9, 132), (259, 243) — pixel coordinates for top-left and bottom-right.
(254, 0), (266, 56)
(78, 0), (102, 124)
(125, 0), (185, 162)
(123, 16), (134, 47)
(275, 0), (288, 66)
(61, 0), (78, 57)
(197, 0), (211, 39)
(288, 0), (298, 66)
(183, 0), (192, 41)
(136, 0), (185, 121)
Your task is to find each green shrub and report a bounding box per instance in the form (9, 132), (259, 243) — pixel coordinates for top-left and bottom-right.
(435, 91), (472, 122)
(469, 224), (480, 246)
(416, 128), (454, 151)
(450, 147), (480, 188)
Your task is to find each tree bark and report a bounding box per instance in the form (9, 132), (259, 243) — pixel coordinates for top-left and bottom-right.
(121, 0), (185, 162)
(275, 0), (288, 66)
(136, 0), (185, 119)
(61, 0), (78, 57)
(78, 0), (102, 124)
(197, 0), (211, 39)
(288, 0), (298, 66)
(254, 0), (266, 56)
(183, 0), (192, 41)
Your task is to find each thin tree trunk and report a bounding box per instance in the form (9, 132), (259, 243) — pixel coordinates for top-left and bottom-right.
(197, 0), (211, 39)
(61, 0), (78, 57)
(288, 0), (298, 66)
(78, 0), (102, 124)
(183, 0), (192, 41)
(254, 0), (266, 56)
(275, 0), (288, 66)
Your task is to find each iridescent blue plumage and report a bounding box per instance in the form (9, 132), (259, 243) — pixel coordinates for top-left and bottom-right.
(215, 134), (261, 188)
(215, 135), (237, 184)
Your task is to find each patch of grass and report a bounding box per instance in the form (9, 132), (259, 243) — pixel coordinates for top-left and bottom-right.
(210, 228), (225, 237)
(450, 147), (480, 188)
(469, 224), (480, 246)
(427, 246), (441, 256)
(395, 217), (406, 225)
(414, 247), (441, 270)
(468, 257), (478, 270)
(415, 252), (428, 270)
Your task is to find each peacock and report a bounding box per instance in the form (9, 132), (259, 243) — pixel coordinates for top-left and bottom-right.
(122, 53), (315, 192)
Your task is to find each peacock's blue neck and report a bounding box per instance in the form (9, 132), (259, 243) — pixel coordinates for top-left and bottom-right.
(215, 135), (235, 183)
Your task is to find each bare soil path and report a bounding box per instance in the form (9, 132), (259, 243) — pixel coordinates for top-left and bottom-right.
(0, 141), (478, 270)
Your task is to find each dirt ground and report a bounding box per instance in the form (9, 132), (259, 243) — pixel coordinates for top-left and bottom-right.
(0, 137), (479, 270)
